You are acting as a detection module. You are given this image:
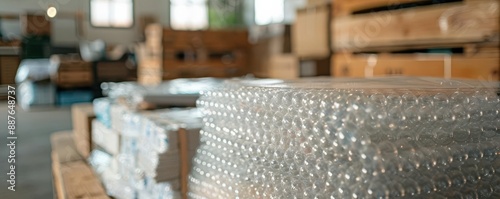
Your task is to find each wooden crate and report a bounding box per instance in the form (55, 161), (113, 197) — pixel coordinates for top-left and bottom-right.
(161, 29), (250, 79)
(163, 29), (249, 50)
(136, 43), (163, 85)
(96, 61), (132, 82)
(21, 14), (51, 36)
(0, 56), (20, 85)
(163, 66), (245, 80)
(51, 55), (93, 88)
(51, 132), (109, 199)
(332, 0), (499, 51)
(163, 48), (248, 79)
(332, 45), (499, 80)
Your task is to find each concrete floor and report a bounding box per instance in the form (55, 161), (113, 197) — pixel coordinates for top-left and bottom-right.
(0, 102), (72, 199)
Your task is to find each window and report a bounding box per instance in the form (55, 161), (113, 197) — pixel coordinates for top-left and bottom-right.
(90, 0), (134, 28)
(170, 0), (208, 30)
(255, 0), (284, 25)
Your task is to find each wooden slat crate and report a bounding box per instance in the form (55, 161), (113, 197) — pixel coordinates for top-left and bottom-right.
(332, 0), (499, 51)
(163, 67), (245, 80)
(160, 29), (250, 79)
(51, 131), (109, 199)
(163, 29), (249, 50)
(332, 45), (499, 80)
(51, 55), (93, 88)
(162, 48), (248, 79)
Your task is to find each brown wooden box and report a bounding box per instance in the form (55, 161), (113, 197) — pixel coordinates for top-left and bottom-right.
(332, 46), (499, 80)
(22, 14), (51, 36)
(51, 55), (93, 87)
(0, 56), (20, 84)
(162, 48), (248, 79)
(332, 0), (499, 52)
(163, 29), (249, 50)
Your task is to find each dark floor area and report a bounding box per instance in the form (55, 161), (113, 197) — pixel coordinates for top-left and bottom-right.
(0, 102), (72, 199)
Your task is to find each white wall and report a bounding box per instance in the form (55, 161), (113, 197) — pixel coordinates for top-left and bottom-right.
(243, 0), (306, 26)
(0, 0), (170, 46)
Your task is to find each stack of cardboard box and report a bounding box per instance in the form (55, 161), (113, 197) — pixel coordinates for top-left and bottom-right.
(137, 24), (163, 85)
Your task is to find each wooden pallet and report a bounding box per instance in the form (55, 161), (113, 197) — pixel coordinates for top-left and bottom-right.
(332, 45), (499, 80)
(51, 131), (109, 199)
(332, 0), (499, 51)
(162, 29), (249, 51)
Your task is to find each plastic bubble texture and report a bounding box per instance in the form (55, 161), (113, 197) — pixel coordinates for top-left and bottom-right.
(188, 77), (500, 199)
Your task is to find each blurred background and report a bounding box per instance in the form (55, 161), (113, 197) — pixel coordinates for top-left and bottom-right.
(0, 0), (498, 198)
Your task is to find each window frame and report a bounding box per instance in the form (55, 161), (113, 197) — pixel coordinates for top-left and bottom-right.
(169, 0), (209, 30)
(89, 0), (135, 29)
(253, 0), (285, 26)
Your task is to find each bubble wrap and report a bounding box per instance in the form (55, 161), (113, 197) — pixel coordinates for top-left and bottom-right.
(188, 77), (500, 199)
(93, 97), (112, 128)
(100, 78), (224, 109)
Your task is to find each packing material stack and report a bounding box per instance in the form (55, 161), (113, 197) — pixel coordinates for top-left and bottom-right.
(188, 77), (500, 198)
(79, 78), (223, 199)
(89, 100), (202, 199)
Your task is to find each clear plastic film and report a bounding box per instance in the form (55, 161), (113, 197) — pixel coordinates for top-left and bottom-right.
(100, 78), (224, 109)
(93, 97), (112, 128)
(188, 77), (500, 198)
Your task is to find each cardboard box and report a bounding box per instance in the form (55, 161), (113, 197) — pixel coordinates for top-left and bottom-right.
(136, 44), (163, 85)
(265, 54), (299, 79)
(293, 4), (331, 59)
(250, 29), (291, 77)
(92, 119), (121, 155)
(71, 103), (96, 158)
(138, 68), (163, 86)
